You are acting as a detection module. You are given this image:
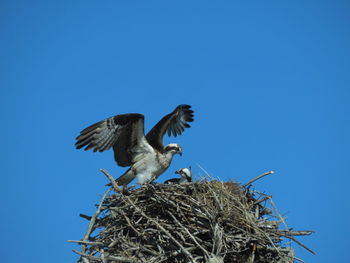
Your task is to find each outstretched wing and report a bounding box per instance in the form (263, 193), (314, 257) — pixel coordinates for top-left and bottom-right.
(75, 113), (153, 167)
(113, 116), (155, 167)
(146, 104), (194, 151)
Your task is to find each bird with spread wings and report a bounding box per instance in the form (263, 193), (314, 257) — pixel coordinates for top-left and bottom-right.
(75, 104), (194, 186)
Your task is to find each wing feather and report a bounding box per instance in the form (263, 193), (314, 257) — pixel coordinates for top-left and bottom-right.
(76, 105), (193, 167)
(75, 114), (149, 167)
(146, 104), (194, 151)
(113, 117), (154, 166)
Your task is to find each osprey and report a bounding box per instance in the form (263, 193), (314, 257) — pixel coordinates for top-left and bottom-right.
(75, 105), (194, 186)
(164, 167), (192, 184)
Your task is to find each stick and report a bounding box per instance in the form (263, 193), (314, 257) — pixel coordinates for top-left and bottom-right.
(253, 195), (271, 205)
(68, 240), (103, 246)
(269, 198), (288, 229)
(82, 189), (110, 242)
(196, 163), (223, 182)
(242, 171), (275, 188)
(73, 250), (101, 261)
(100, 168), (123, 192)
(246, 243), (256, 263)
(107, 256), (134, 263)
(293, 256), (306, 263)
(120, 209), (141, 235)
(168, 211), (210, 258)
(79, 214), (92, 221)
(281, 234), (316, 255)
(280, 230), (314, 236)
(124, 195), (196, 262)
(77, 187), (111, 263)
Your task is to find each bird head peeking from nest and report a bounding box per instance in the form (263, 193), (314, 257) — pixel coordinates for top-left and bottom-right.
(164, 167), (192, 184)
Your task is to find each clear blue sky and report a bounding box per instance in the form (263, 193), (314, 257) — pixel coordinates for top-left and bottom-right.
(1, 1), (349, 262)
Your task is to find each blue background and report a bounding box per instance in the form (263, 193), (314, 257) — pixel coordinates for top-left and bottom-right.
(1, 1), (349, 262)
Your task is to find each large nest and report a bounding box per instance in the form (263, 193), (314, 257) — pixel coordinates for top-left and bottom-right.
(70, 170), (314, 263)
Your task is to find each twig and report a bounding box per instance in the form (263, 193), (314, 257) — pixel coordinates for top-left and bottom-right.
(211, 224), (223, 256)
(168, 211), (210, 259)
(79, 214), (92, 221)
(280, 230), (314, 236)
(73, 249), (101, 261)
(120, 209), (141, 235)
(253, 195), (271, 205)
(293, 256), (306, 263)
(68, 240), (103, 246)
(281, 234), (316, 255)
(269, 198), (288, 230)
(242, 171), (275, 188)
(124, 195), (196, 263)
(100, 168), (122, 192)
(246, 243), (256, 263)
(77, 188), (111, 262)
(107, 256), (134, 262)
(196, 163), (223, 182)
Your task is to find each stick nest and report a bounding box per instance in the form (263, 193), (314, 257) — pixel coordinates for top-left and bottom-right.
(71, 172), (314, 263)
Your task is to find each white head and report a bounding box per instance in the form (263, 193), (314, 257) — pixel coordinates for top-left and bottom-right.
(175, 167), (192, 182)
(164, 143), (183, 156)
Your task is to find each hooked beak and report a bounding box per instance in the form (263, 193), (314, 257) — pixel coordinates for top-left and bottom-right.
(177, 148), (183, 156)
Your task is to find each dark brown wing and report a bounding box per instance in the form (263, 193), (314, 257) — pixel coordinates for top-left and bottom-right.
(75, 114), (146, 166)
(145, 104), (194, 151)
(113, 116), (155, 167)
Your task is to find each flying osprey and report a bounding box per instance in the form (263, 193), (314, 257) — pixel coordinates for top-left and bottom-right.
(75, 105), (194, 186)
(164, 167), (192, 184)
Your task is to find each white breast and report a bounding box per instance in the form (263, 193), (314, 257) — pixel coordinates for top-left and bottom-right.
(133, 152), (172, 184)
